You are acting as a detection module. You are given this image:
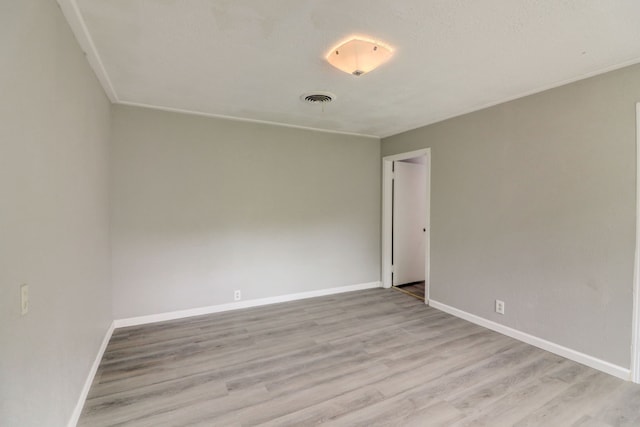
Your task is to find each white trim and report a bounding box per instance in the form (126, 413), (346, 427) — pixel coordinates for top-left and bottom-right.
(381, 149), (431, 304)
(381, 160), (394, 289)
(430, 300), (631, 381)
(56, 0), (118, 102)
(632, 103), (640, 384)
(116, 101), (380, 140)
(424, 152), (432, 303)
(114, 282), (382, 328)
(383, 149), (432, 162)
(67, 321), (115, 427)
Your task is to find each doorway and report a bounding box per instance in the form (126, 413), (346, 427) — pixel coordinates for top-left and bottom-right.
(382, 148), (431, 304)
(393, 158), (427, 300)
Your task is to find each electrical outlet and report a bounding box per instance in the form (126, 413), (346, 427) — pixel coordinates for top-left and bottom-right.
(234, 290), (241, 301)
(20, 284), (29, 315)
(495, 299), (505, 315)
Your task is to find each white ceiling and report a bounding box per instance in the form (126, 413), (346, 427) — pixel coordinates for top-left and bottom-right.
(61, 0), (640, 138)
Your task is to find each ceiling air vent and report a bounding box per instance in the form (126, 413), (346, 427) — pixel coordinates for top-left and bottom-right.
(301, 92), (335, 104)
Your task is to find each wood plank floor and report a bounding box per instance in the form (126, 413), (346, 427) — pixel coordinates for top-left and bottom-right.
(79, 289), (640, 426)
(394, 281), (425, 301)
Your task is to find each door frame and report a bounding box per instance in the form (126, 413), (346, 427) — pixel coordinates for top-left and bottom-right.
(382, 148), (431, 303)
(632, 103), (640, 383)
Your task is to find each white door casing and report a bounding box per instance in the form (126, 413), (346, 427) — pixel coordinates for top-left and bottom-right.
(393, 161), (427, 285)
(632, 102), (640, 383)
(382, 148), (431, 303)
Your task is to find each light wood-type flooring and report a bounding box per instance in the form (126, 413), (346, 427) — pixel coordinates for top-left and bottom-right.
(79, 289), (640, 426)
(394, 281), (425, 301)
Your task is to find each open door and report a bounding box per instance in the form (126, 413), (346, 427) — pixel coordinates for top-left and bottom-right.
(382, 148), (430, 303)
(393, 161), (426, 286)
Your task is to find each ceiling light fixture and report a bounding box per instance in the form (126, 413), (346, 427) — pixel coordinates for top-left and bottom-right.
(326, 37), (393, 76)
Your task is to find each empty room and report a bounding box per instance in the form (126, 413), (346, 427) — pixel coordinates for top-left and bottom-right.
(3, 0), (640, 426)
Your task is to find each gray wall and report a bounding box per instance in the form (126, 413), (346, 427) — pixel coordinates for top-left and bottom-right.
(0, 1), (112, 426)
(111, 106), (381, 319)
(383, 64), (640, 368)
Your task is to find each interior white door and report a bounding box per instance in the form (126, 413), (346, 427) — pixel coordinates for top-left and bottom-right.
(393, 161), (426, 285)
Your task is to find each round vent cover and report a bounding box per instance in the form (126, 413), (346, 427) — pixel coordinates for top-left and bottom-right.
(301, 91), (335, 104)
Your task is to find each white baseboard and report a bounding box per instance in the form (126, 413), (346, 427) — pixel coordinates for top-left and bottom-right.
(114, 281), (382, 328)
(429, 300), (631, 381)
(67, 321), (115, 427)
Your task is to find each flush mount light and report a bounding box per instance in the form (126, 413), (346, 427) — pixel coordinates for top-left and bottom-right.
(326, 37), (393, 76)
